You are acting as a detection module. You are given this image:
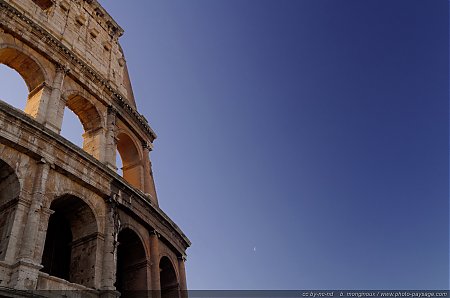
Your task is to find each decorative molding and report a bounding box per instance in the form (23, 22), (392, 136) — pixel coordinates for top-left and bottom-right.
(0, 0), (156, 141)
(150, 230), (160, 238)
(0, 102), (191, 251)
(107, 105), (117, 116)
(55, 63), (70, 74)
(142, 141), (153, 151)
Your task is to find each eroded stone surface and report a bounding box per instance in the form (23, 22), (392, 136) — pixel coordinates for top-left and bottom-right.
(0, 0), (190, 296)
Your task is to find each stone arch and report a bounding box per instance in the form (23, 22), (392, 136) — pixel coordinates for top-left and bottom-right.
(160, 256), (180, 298)
(64, 92), (103, 133)
(0, 45), (48, 91)
(0, 159), (20, 261)
(118, 222), (150, 258)
(115, 226), (149, 294)
(61, 91), (105, 159)
(41, 194), (99, 288)
(116, 129), (144, 190)
(42, 189), (102, 222)
(0, 45), (50, 120)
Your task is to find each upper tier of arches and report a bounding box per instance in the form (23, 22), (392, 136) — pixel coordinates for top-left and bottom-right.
(0, 38), (158, 205)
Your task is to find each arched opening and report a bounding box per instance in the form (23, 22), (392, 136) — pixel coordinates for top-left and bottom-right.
(61, 94), (103, 159)
(115, 228), (148, 295)
(40, 211), (72, 280)
(116, 132), (142, 189)
(60, 107), (84, 148)
(41, 195), (98, 288)
(0, 65), (28, 110)
(160, 257), (179, 298)
(0, 47), (48, 119)
(116, 149), (123, 176)
(0, 159), (20, 261)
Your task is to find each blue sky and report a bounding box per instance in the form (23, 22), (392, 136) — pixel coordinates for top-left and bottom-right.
(1, 0), (448, 290)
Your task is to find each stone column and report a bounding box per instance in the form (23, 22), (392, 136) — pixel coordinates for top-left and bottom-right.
(11, 158), (51, 290)
(104, 106), (117, 170)
(149, 230), (161, 298)
(100, 197), (120, 298)
(3, 199), (30, 263)
(142, 142), (158, 206)
(43, 64), (69, 133)
(33, 207), (54, 262)
(178, 256), (188, 298)
(18, 158), (50, 261)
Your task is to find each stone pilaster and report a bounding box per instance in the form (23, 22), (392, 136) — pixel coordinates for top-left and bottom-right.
(100, 196), (119, 296)
(17, 158), (50, 261)
(11, 158), (51, 290)
(142, 141), (158, 206)
(105, 105), (118, 170)
(149, 230), (161, 298)
(178, 256), (188, 298)
(43, 64), (69, 133)
(33, 207), (54, 263)
(3, 199), (30, 263)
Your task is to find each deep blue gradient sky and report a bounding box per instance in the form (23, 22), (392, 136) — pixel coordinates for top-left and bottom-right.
(0, 0), (448, 290)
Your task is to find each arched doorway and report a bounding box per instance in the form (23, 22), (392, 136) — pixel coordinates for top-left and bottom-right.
(160, 257), (179, 298)
(0, 159), (20, 261)
(116, 228), (148, 296)
(41, 195), (98, 288)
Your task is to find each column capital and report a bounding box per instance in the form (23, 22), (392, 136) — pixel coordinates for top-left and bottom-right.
(178, 256), (187, 262)
(150, 230), (160, 238)
(105, 194), (118, 206)
(142, 140), (153, 151)
(107, 105), (118, 116)
(55, 63), (70, 74)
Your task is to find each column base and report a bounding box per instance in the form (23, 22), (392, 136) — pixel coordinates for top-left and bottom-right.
(9, 259), (43, 290)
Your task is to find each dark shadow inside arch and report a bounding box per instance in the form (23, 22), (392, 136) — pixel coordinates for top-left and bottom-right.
(116, 228), (148, 296)
(41, 211), (72, 280)
(0, 159), (20, 261)
(160, 256), (179, 298)
(41, 195), (98, 288)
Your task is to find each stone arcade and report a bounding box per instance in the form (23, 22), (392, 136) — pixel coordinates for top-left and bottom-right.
(0, 0), (190, 297)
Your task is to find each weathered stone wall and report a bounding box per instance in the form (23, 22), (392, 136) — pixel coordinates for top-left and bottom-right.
(0, 0), (190, 296)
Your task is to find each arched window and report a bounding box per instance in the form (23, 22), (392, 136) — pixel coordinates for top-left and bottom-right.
(116, 132), (143, 190)
(0, 47), (47, 119)
(160, 257), (179, 298)
(60, 94), (103, 159)
(115, 228), (148, 294)
(41, 195), (98, 288)
(0, 160), (20, 261)
(60, 107), (84, 148)
(116, 149), (124, 176)
(0, 65), (28, 110)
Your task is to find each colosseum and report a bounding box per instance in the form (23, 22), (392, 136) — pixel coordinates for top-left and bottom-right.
(0, 0), (190, 297)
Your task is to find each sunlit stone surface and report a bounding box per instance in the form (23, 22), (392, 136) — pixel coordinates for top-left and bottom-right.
(0, 0), (190, 297)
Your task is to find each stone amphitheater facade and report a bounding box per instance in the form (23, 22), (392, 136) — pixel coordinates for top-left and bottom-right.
(0, 0), (190, 297)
